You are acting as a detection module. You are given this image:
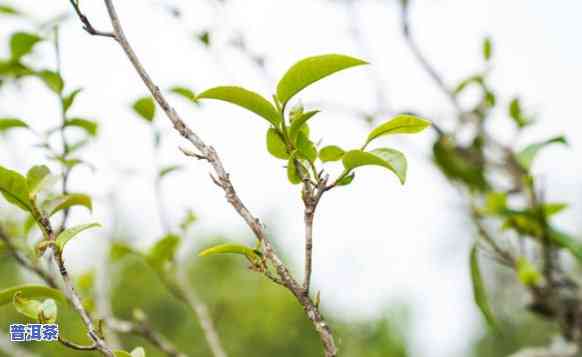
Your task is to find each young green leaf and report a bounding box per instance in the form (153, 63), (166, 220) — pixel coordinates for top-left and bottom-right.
(13, 292), (43, 320)
(198, 243), (260, 261)
(146, 234), (181, 271)
(342, 148), (407, 184)
(63, 88), (82, 112)
(508, 97), (531, 128)
(276, 54), (368, 106)
(10, 32), (42, 59)
(516, 257), (541, 286)
(287, 156), (302, 185)
(114, 351), (133, 357)
(36, 70), (64, 94)
(197, 86), (281, 126)
(288, 110), (319, 143)
(366, 115), (431, 145)
(45, 193), (93, 216)
(170, 86), (197, 103)
(65, 118), (98, 136)
(296, 132), (317, 162)
(26, 165), (52, 199)
(56, 223), (101, 251)
(132, 97), (156, 122)
(38, 298), (58, 323)
(0, 165), (32, 211)
(266, 128), (289, 159)
(0, 285), (65, 306)
(516, 136), (567, 171)
(483, 37), (493, 61)
(159, 165), (183, 179)
(470, 245), (497, 330)
(336, 172), (355, 186)
(110, 242), (140, 262)
(0, 5), (20, 15)
(453, 75), (484, 95)
(0, 118), (28, 132)
(319, 145), (345, 162)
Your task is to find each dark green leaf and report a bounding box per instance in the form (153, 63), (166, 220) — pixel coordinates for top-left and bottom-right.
(0, 118), (28, 132)
(342, 148), (407, 184)
(0, 165), (31, 211)
(508, 98), (531, 128)
(198, 243), (260, 261)
(266, 128), (289, 159)
(56, 223), (101, 251)
(10, 32), (42, 59)
(276, 54), (368, 106)
(366, 115), (430, 145)
(197, 31), (211, 47)
(470, 245), (497, 330)
(516, 136), (567, 170)
(65, 118), (98, 136)
(336, 172), (355, 186)
(37, 70), (64, 94)
(296, 132), (317, 162)
(0, 285), (65, 306)
(132, 97), (156, 122)
(197, 86), (280, 126)
(319, 145), (345, 162)
(45, 193), (92, 216)
(289, 110), (319, 143)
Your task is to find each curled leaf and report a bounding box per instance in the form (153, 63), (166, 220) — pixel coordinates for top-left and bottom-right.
(342, 148), (407, 184)
(199, 243), (260, 261)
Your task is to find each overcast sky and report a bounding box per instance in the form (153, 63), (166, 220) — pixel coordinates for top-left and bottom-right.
(2, 1), (582, 356)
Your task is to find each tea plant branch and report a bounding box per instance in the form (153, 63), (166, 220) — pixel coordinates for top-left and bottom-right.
(58, 336), (98, 351)
(68, 1), (338, 355)
(107, 317), (188, 357)
(68, 0), (116, 39)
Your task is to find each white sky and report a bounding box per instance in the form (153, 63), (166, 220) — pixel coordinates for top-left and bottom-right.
(2, 1), (582, 356)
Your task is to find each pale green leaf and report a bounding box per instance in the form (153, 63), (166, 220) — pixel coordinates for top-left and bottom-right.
(13, 292), (42, 320)
(130, 347), (146, 357)
(56, 223), (101, 251)
(289, 110), (319, 143)
(276, 54), (368, 106)
(114, 351), (133, 357)
(366, 114), (431, 145)
(0, 284), (65, 306)
(470, 245), (497, 330)
(45, 193), (92, 216)
(26, 165), (51, 199)
(197, 86), (280, 126)
(199, 243), (260, 260)
(0, 165), (32, 211)
(342, 148), (407, 184)
(287, 156), (302, 185)
(516, 257), (541, 286)
(319, 145), (345, 162)
(266, 128), (289, 159)
(132, 97), (156, 122)
(65, 118), (98, 136)
(516, 136), (567, 170)
(39, 299), (58, 323)
(296, 132), (317, 162)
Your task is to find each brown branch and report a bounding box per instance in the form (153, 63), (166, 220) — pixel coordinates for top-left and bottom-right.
(68, 0), (116, 39)
(74, 1), (339, 354)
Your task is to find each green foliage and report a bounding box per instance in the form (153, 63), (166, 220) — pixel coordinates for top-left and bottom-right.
(55, 223), (101, 251)
(319, 145), (345, 162)
(133, 96), (156, 122)
(433, 136), (489, 191)
(296, 131), (317, 162)
(170, 86), (198, 104)
(198, 243), (260, 262)
(276, 54), (368, 106)
(482, 37), (493, 61)
(10, 32), (42, 60)
(0, 284), (65, 306)
(516, 257), (541, 286)
(288, 110), (319, 143)
(159, 165), (183, 178)
(45, 193), (93, 216)
(65, 118), (98, 136)
(197, 86), (281, 126)
(470, 246), (497, 330)
(0, 118), (28, 132)
(266, 128), (289, 159)
(13, 293), (58, 323)
(286, 155), (302, 185)
(0, 165), (32, 211)
(366, 115), (431, 146)
(63, 88), (82, 112)
(146, 234), (181, 271)
(37, 70), (64, 94)
(26, 165), (52, 199)
(515, 136), (567, 171)
(343, 148), (407, 184)
(0, 5), (20, 15)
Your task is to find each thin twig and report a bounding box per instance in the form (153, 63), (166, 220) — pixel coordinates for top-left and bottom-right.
(68, 0), (116, 39)
(58, 336), (98, 351)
